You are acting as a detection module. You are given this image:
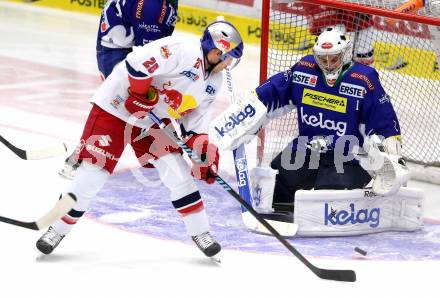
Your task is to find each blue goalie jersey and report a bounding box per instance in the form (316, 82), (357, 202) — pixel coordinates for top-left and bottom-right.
(255, 55), (401, 153)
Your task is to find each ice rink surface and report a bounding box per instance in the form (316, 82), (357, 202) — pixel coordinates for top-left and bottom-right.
(0, 2), (439, 298)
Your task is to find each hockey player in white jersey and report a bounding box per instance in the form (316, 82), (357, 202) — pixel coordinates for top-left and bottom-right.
(59, 0), (179, 179)
(36, 20), (244, 259)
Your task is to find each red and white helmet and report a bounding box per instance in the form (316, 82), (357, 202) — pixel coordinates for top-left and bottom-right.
(313, 27), (353, 86)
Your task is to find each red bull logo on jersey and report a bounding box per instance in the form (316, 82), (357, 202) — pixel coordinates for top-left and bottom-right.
(160, 89), (197, 119)
(160, 46), (172, 59)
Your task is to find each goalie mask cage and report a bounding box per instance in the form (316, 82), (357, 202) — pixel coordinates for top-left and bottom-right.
(258, 0), (440, 183)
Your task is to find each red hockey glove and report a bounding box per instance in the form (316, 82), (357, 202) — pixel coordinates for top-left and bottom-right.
(185, 133), (219, 184)
(124, 86), (159, 119)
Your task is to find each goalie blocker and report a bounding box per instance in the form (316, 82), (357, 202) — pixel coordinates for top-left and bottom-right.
(209, 91), (267, 151)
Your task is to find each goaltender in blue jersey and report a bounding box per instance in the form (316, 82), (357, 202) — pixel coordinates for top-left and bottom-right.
(256, 56), (401, 153)
(254, 27), (403, 212)
(207, 27), (418, 236)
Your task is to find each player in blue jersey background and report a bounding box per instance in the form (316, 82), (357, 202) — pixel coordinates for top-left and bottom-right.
(255, 27), (403, 212)
(97, 0), (178, 79)
(60, 0), (178, 178)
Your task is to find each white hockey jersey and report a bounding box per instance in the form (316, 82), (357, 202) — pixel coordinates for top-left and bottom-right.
(91, 35), (223, 135)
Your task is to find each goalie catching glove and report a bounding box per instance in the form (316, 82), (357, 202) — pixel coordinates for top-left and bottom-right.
(357, 135), (410, 196)
(185, 133), (219, 184)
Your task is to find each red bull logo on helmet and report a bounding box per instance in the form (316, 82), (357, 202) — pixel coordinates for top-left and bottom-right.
(216, 38), (237, 53)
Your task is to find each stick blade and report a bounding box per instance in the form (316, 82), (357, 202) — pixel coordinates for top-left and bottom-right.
(242, 211), (298, 237)
(0, 194), (76, 231)
(0, 216), (39, 230)
(35, 194), (76, 230)
(26, 143), (67, 160)
(316, 269), (356, 282)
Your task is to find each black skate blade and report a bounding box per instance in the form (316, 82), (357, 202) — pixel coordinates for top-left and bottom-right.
(210, 255), (221, 263)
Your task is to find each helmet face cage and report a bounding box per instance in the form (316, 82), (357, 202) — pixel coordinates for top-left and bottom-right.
(201, 20), (244, 65)
(313, 27), (352, 85)
(315, 53), (344, 72)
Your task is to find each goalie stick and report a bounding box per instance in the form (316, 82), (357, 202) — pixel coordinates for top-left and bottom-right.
(0, 193), (76, 230)
(224, 67), (298, 237)
(0, 134), (67, 160)
(147, 110), (356, 282)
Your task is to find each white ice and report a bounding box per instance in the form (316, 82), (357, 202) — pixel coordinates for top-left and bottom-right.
(0, 2), (439, 298)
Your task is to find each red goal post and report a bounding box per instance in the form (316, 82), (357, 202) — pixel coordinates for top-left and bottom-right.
(258, 0), (440, 183)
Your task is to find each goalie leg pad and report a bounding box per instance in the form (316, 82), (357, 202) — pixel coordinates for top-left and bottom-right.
(250, 167), (278, 213)
(294, 187), (424, 237)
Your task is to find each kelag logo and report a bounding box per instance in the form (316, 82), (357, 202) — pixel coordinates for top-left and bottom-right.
(235, 157), (248, 187)
(324, 203), (380, 228)
(214, 104), (256, 137)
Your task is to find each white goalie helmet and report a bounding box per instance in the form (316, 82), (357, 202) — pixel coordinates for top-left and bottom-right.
(313, 27), (353, 86)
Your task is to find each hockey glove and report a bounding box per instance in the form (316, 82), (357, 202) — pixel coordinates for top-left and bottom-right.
(185, 133), (219, 184)
(125, 86), (159, 119)
(357, 135), (410, 196)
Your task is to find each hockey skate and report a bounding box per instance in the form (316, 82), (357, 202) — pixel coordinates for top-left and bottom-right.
(192, 231), (221, 262)
(58, 154), (80, 180)
(36, 226), (65, 255)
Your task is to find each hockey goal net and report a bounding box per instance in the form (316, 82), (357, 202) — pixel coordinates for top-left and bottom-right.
(258, 0), (440, 182)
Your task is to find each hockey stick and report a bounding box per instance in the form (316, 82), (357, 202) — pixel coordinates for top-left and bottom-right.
(0, 134), (67, 160)
(224, 67), (298, 237)
(148, 110), (356, 282)
(0, 193), (76, 230)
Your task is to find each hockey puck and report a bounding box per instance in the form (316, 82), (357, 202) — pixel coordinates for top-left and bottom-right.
(354, 247), (367, 256)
